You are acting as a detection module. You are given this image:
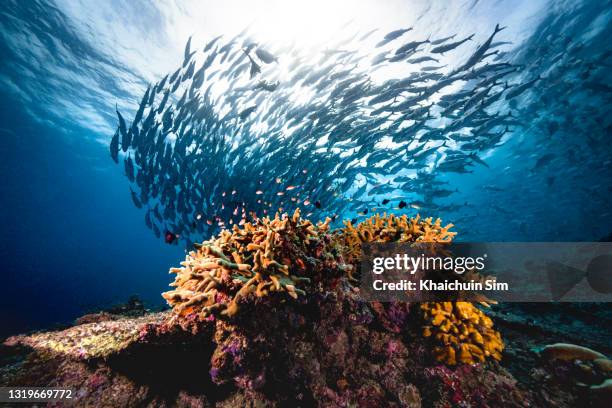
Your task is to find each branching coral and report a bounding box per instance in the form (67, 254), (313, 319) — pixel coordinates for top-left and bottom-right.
(163, 210), (503, 366)
(339, 213), (457, 267)
(420, 302), (504, 365)
(162, 208), (338, 320)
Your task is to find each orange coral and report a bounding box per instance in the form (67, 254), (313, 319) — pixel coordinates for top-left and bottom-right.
(162, 208), (333, 319)
(337, 213), (456, 283)
(339, 213), (456, 267)
(420, 302), (504, 365)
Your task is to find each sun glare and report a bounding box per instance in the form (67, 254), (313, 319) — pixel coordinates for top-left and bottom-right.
(179, 0), (384, 51)
(247, 0), (357, 47)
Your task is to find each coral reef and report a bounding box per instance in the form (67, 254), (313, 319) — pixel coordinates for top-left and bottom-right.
(339, 213), (456, 266)
(339, 213), (503, 365)
(162, 209), (344, 322)
(161, 211), (504, 366)
(1, 291), (530, 407)
(8, 212), (604, 407)
(420, 302), (504, 365)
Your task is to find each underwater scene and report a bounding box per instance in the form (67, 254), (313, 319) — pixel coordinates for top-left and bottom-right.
(0, 0), (611, 406)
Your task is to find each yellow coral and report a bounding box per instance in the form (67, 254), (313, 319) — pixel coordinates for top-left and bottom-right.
(163, 208), (331, 319)
(420, 301), (504, 365)
(339, 213), (456, 267)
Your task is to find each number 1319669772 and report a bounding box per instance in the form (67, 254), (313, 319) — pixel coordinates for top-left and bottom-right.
(1, 387), (73, 402)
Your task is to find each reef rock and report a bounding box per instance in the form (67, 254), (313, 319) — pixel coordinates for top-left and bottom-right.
(4, 313), (170, 360)
(3, 212), (595, 407)
(541, 343), (606, 362)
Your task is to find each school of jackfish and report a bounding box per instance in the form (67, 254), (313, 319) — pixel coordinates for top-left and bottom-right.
(109, 17), (611, 246)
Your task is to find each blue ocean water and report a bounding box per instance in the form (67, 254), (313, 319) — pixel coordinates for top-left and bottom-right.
(0, 0), (610, 338)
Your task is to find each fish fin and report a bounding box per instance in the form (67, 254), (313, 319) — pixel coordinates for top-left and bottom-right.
(184, 35), (192, 60)
(546, 261), (585, 301)
(495, 24), (507, 33)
